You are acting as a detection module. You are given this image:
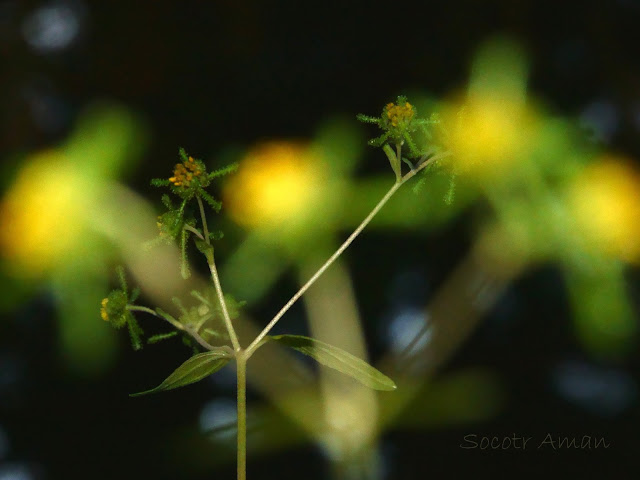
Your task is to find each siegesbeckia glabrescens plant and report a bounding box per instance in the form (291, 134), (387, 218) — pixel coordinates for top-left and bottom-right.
(102, 99), (452, 480)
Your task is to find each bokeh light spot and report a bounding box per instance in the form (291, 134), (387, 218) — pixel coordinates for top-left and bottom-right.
(0, 150), (92, 277)
(223, 141), (326, 230)
(568, 156), (640, 263)
(22, 2), (81, 53)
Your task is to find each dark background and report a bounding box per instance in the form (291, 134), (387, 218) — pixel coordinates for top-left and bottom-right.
(1, 1), (639, 479)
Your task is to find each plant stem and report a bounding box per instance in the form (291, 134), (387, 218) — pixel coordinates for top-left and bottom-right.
(196, 195), (210, 241)
(184, 224), (205, 240)
(197, 195), (241, 352)
(208, 256), (241, 351)
(236, 352), (247, 480)
(244, 150), (451, 359)
(127, 304), (160, 317)
(196, 195), (246, 480)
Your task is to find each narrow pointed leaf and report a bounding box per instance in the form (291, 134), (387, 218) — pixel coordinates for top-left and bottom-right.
(444, 174), (456, 205)
(151, 178), (171, 187)
(130, 287), (141, 302)
(116, 266), (128, 294)
(207, 162), (238, 179)
(127, 315), (144, 351)
(147, 331), (179, 344)
(269, 335), (397, 391)
(199, 190), (222, 212)
(130, 350), (231, 397)
(356, 113), (380, 125)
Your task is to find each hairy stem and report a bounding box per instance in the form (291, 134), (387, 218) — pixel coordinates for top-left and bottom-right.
(244, 150), (451, 359)
(196, 195), (210, 241)
(197, 195), (241, 352)
(396, 143), (402, 182)
(208, 255), (241, 351)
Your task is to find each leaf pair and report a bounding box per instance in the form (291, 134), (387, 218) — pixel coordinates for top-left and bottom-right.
(130, 335), (396, 396)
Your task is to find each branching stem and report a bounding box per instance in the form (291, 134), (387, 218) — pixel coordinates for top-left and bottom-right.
(126, 304), (231, 354)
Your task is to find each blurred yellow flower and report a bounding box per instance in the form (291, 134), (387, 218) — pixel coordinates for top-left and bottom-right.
(223, 141), (325, 229)
(0, 150), (91, 277)
(442, 94), (536, 179)
(568, 156), (640, 263)
(440, 37), (537, 181)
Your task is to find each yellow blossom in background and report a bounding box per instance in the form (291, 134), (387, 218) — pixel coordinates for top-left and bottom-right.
(568, 156), (640, 263)
(223, 141), (326, 230)
(0, 104), (146, 375)
(440, 36), (537, 180)
(0, 150), (92, 277)
(441, 94), (538, 180)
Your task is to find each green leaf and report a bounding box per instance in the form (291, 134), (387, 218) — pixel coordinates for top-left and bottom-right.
(127, 314), (144, 351)
(444, 173), (456, 205)
(356, 113), (380, 125)
(151, 178), (171, 187)
(116, 265), (128, 294)
(269, 335), (397, 391)
(198, 190), (222, 212)
(147, 331), (179, 344)
(161, 194), (173, 209)
(130, 350), (231, 397)
(203, 328), (225, 339)
(178, 147), (189, 162)
(402, 131), (420, 158)
(170, 297), (188, 315)
(368, 131), (390, 147)
(207, 162), (238, 179)
(412, 176), (427, 194)
(155, 307), (179, 325)
(130, 287), (140, 302)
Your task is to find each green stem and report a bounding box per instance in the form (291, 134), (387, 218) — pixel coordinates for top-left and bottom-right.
(184, 224), (205, 240)
(196, 195), (241, 352)
(208, 254), (241, 351)
(236, 352), (247, 480)
(196, 195), (210, 242)
(127, 305), (160, 317)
